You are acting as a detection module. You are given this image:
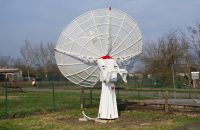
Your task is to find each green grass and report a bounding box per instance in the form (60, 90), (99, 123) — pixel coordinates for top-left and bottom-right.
(0, 88), (200, 130)
(0, 91), (81, 119)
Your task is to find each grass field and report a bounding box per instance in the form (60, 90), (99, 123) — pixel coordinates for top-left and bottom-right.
(0, 108), (200, 130)
(0, 87), (200, 130)
(0, 90), (82, 118)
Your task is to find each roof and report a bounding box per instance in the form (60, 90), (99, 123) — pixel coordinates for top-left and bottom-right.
(0, 68), (21, 73)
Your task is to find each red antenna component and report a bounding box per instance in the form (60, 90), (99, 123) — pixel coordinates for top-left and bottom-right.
(100, 55), (112, 59)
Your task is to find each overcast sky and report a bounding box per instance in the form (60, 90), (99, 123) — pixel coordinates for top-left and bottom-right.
(0, 0), (200, 57)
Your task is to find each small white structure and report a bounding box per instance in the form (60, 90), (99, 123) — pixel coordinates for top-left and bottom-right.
(191, 72), (199, 88)
(0, 68), (22, 81)
(191, 72), (199, 80)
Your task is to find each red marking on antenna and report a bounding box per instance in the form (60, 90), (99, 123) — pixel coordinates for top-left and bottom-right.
(100, 55), (112, 59)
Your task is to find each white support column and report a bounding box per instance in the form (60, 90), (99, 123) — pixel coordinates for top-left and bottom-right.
(97, 58), (127, 120)
(98, 82), (118, 119)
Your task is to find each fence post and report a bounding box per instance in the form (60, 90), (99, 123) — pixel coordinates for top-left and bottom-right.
(38, 80), (41, 88)
(172, 63), (176, 99)
(4, 82), (8, 118)
(188, 87), (191, 99)
(52, 81), (56, 111)
(80, 87), (84, 109)
(154, 90), (159, 98)
(115, 82), (119, 101)
(137, 81), (140, 98)
(164, 90), (169, 113)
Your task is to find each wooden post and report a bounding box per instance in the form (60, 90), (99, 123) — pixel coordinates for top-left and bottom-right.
(164, 90), (169, 113)
(161, 90), (169, 113)
(154, 90), (159, 98)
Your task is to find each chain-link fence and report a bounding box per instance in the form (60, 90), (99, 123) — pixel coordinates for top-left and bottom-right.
(0, 80), (81, 119)
(0, 78), (200, 119)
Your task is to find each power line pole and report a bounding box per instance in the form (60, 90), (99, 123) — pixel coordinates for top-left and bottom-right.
(171, 57), (176, 99)
(184, 41), (191, 88)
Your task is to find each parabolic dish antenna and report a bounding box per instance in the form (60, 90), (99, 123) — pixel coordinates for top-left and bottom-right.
(55, 7), (142, 120)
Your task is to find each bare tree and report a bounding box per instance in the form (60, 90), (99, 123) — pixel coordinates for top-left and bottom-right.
(32, 42), (55, 80)
(142, 32), (185, 86)
(20, 40), (33, 80)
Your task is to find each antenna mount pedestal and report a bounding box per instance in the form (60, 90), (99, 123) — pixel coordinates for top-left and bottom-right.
(98, 82), (118, 119)
(97, 58), (127, 119)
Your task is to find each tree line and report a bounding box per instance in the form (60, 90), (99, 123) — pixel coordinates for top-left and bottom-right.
(0, 22), (200, 84)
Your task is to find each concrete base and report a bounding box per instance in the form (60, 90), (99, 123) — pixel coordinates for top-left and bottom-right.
(80, 111), (117, 123)
(79, 117), (116, 123)
(78, 118), (88, 122)
(95, 119), (116, 123)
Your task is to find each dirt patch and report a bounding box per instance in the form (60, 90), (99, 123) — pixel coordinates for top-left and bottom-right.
(173, 122), (200, 130)
(48, 113), (165, 130)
